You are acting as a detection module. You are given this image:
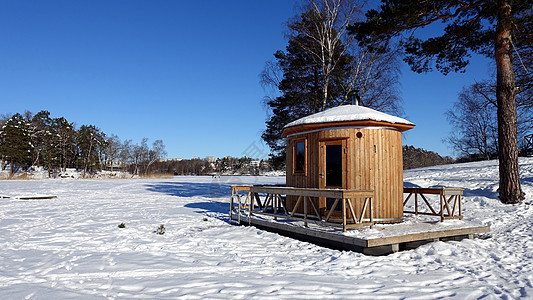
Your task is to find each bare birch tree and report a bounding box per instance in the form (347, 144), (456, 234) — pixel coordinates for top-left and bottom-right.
(290, 0), (360, 111)
(144, 139), (167, 174)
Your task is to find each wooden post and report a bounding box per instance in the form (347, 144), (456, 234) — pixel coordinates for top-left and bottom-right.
(274, 194), (278, 221)
(415, 191), (418, 215)
(369, 197), (373, 229)
(237, 190), (241, 224)
(229, 187), (234, 221)
(249, 192), (254, 226)
(342, 198), (347, 232)
(459, 194), (463, 220)
(440, 192), (446, 222)
(304, 196), (308, 227)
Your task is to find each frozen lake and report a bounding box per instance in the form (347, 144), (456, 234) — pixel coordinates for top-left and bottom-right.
(1, 159), (532, 299)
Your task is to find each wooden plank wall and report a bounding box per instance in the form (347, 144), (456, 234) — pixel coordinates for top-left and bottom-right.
(286, 131), (320, 214)
(286, 127), (404, 222)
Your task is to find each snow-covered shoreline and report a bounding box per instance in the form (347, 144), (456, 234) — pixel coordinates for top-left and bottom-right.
(1, 159), (532, 298)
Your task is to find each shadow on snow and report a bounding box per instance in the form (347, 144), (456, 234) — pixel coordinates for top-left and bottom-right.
(145, 181), (232, 198)
(184, 201), (228, 215)
(145, 181), (232, 217)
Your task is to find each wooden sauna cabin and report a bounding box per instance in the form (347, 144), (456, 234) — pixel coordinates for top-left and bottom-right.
(281, 104), (415, 223)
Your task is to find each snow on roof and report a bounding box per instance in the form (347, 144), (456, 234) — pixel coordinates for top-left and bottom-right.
(284, 105), (414, 128)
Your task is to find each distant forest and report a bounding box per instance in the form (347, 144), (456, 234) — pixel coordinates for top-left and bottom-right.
(152, 156), (273, 176)
(0, 110), (166, 177)
(402, 145), (453, 170)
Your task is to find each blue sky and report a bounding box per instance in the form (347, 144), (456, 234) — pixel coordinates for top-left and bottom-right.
(0, 1), (491, 159)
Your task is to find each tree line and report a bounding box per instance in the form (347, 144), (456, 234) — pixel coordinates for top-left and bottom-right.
(403, 145), (454, 170)
(0, 110), (166, 177)
(150, 156), (273, 176)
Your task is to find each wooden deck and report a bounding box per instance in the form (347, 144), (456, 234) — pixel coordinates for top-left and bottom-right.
(230, 185), (490, 255)
(229, 213), (490, 255)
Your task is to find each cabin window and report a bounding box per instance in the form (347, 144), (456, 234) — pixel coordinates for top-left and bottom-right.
(294, 139), (307, 174)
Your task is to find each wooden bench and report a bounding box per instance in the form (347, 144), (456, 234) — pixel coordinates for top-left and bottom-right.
(403, 187), (463, 221)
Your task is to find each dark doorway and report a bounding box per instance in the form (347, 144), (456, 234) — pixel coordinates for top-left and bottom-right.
(320, 140), (346, 212)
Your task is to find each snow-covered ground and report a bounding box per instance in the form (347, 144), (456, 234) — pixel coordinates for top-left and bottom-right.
(1, 158), (532, 299)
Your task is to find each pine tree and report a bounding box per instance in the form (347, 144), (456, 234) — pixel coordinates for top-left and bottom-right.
(52, 117), (76, 172)
(76, 125), (106, 176)
(29, 111), (53, 175)
(0, 113), (33, 174)
(350, 0), (532, 203)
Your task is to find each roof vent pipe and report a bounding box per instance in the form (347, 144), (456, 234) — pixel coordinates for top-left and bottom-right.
(351, 89), (360, 106)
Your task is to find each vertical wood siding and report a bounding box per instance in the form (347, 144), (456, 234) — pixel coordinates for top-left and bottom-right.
(286, 127), (404, 222)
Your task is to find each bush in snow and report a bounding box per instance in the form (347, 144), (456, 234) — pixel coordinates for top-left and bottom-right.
(156, 224), (165, 235)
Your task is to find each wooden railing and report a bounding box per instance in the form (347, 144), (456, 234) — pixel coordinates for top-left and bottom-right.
(525, 133), (533, 156)
(229, 185), (253, 224)
(230, 185), (374, 232)
(403, 187), (463, 221)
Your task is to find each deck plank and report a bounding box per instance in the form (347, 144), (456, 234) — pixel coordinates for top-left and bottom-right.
(230, 214), (490, 255)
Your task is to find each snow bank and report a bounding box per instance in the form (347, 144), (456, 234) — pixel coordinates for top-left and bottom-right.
(0, 159), (532, 298)
(1, 167), (134, 180)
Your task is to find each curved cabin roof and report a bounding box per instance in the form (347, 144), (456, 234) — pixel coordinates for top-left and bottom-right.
(282, 105), (415, 137)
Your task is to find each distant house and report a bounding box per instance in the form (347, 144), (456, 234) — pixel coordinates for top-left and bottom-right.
(105, 160), (124, 171)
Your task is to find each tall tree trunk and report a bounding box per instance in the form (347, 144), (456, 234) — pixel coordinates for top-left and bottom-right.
(495, 0), (524, 204)
(32, 149), (40, 167)
(322, 76), (329, 111)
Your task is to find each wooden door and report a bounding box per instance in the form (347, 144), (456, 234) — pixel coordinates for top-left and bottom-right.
(319, 139), (347, 214)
